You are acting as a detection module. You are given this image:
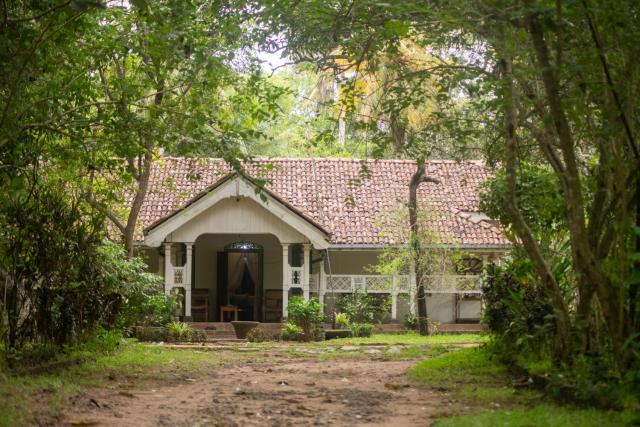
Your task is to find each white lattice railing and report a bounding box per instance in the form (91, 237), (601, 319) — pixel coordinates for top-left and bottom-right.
(326, 274), (400, 293)
(326, 274), (481, 294)
(422, 275), (481, 293)
(170, 266), (186, 286)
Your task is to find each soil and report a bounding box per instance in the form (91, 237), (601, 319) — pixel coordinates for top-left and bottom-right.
(60, 348), (450, 426)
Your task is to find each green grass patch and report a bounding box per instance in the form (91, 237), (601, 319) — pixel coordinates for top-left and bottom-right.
(412, 347), (639, 426)
(434, 404), (640, 427)
(321, 332), (487, 346)
(0, 340), (225, 427)
(410, 346), (540, 405)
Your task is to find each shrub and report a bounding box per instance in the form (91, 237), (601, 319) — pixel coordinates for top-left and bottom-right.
(334, 312), (350, 329)
(166, 322), (206, 342)
(281, 321), (304, 341)
(134, 326), (167, 342)
(134, 323), (206, 343)
(482, 261), (553, 358)
(287, 297), (325, 341)
(96, 241), (175, 332)
(167, 322), (191, 342)
(246, 327), (279, 342)
(337, 290), (390, 324)
(350, 323), (374, 337)
(404, 313), (418, 330)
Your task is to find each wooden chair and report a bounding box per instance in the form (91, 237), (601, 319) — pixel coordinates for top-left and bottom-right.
(262, 289), (282, 322)
(220, 305), (240, 322)
(191, 289), (209, 322)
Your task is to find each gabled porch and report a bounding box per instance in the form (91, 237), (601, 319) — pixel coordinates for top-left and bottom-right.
(162, 236), (321, 322)
(142, 173), (332, 321)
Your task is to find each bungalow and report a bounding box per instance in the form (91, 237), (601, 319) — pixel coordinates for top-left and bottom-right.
(136, 157), (509, 325)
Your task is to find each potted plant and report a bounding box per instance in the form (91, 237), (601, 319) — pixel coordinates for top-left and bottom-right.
(231, 320), (260, 339)
(325, 312), (351, 339)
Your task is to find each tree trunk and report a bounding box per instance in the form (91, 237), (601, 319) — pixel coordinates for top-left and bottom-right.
(409, 162), (428, 335)
(500, 52), (572, 364)
(121, 83), (164, 258)
(123, 148), (153, 258)
(525, 9), (629, 369)
(408, 162), (440, 336)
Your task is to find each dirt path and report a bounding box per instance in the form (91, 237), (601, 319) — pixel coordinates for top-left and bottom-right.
(62, 350), (447, 426)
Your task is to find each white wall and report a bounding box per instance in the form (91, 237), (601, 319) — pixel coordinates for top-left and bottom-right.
(167, 197), (308, 245)
(325, 250), (381, 275)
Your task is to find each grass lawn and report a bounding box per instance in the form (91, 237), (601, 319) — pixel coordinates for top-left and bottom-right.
(321, 332), (488, 346)
(410, 347), (640, 427)
(0, 340), (227, 427)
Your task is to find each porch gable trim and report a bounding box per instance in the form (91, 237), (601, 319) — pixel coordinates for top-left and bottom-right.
(143, 174), (331, 249)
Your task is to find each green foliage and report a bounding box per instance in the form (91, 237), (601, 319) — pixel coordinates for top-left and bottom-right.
(479, 164), (567, 238)
(246, 327), (279, 342)
(258, 0), (640, 381)
(280, 321), (304, 341)
(1, 328), (123, 371)
(1, 0), (273, 351)
(0, 340), (223, 426)
(133, 326), (168, 343)
(134, 324), (206, 343)
(404, 313), (418, 330)
(410, 347), (507, 390)
(336, 290), (390, 324)
(167, 322), (192, 342)
(286, 297), (325, 341)
(481, 260), (554, 359)
(350, 323), (373, 338)
(0, 177), (123, 350)
(434, 404), (639, 427)
(95, 241), (172, 331)
(334, 312), (350, 329)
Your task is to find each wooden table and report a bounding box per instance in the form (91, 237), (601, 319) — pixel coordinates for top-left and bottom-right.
(220, 305), (240, 322)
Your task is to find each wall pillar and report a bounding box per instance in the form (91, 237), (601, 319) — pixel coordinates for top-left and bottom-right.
(163, 242), (173, 295)
(184, 242), (194, 319)
(318, 256), (327, 305)
(409, 259), (417, 315)
(391, 275), (398, 321)
(302, 243), (311, 300)
(282, 244), (290, 319)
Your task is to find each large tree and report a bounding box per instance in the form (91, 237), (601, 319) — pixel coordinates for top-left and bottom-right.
(82, 1), (283, 256)
(256, 0), (640, 370)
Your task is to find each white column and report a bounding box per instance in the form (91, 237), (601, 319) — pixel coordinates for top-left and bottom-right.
(184, 242), (194, 318)
(302, 243), (311, 300)
(282, 244), (290, 320)
(318, 258), (327, 305)
(391, 275), (398, 320)
(164, 242), (173, 295)
(409, 260), (417, 315)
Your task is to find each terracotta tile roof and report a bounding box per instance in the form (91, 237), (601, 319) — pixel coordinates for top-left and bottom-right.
(136, 157), (509, 247)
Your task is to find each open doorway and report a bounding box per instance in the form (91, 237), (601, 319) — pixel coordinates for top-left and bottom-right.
(216, 242), (263, 321)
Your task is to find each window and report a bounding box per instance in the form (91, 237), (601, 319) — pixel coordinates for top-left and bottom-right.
(224, 241), (262, 252)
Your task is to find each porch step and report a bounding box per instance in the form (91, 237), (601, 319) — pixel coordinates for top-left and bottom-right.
(188, 322), (282, 342)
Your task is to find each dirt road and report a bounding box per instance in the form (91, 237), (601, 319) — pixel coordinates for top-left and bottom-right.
(62, 349), (447, 426)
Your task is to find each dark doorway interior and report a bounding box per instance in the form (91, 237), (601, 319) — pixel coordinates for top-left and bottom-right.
(216, 242), (263, 321)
